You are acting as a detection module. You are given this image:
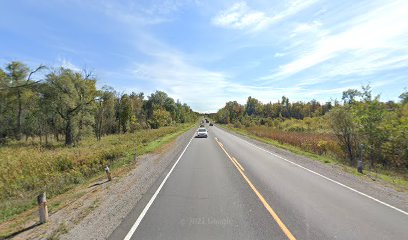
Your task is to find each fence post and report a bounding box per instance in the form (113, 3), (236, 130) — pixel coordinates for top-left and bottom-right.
(37, 192), (48, 224)
(105, 165), (112, 181)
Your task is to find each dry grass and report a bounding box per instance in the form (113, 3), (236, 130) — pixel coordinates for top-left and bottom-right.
(0, 124), (192, 223)
(246, 126), (343, 158)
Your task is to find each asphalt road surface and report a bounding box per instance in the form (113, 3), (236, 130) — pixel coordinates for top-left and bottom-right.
(110, 124), (408, 240)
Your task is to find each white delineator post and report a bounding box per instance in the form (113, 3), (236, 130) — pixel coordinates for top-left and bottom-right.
(105, 165), (112, 181)
(37, 192), (48, 223)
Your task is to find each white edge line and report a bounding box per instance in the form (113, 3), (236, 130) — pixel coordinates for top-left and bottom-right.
(123, 134), (195, 240)
(218, 126), (408, 216)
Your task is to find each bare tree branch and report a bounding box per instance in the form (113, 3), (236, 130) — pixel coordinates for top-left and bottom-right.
(27, 64), (47, 81)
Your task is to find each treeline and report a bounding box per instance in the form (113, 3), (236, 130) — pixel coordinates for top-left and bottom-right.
(211, 95), (334, 126)
(0, 61), (198, 146)
(213, 86), (408, 170)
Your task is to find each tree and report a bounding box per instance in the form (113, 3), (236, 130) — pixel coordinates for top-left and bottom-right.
(280, 96), (290, 118)
(355, 86), (387, 167)
(145, 91), (169, 118)
(150, 108), (171, 129)
(95, 87), (117, 140)
(1, 60), (198, 145)
(399, 90), (408, 104)
(215, 108), (230, 124)
(118, 94), (132, 133)
(129, 92), (145, 131)
(381, 104), (408, 168)
(328, 107), (359, 165)
(0, 68), (10, 142)
(342, 89), (361, 104)
(4, 62), (45, 140)
(43, 68), (97, 146)
(245, 96), (260, 116)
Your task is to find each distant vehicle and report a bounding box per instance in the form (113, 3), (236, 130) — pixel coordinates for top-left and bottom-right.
(200, 124), (205, 127)
(209, 123), (214, 126)
(205, 119), (209, 123)
(196, 128), (208, 138)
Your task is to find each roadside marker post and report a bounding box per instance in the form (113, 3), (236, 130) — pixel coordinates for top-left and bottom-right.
(37, 192), (48, 224)
(358, 144), (364, 174)
(105, 165), (112, 181)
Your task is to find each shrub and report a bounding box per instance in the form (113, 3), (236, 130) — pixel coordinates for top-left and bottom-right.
(55, 157), (73, 172)
(234, 121), (243, 128)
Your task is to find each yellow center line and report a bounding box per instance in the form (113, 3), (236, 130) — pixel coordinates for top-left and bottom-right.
(232, 157), (245, 172)
(215, 138), (296, 240)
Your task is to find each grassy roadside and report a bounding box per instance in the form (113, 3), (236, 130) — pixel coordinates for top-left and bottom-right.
(219, 124), (408, 192)
(0, 123), (194, 227)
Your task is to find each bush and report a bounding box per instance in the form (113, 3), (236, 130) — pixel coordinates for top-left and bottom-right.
(55, 157), (73, 172)
(286, 125), (306, 132)
(234, 121), (243, 128)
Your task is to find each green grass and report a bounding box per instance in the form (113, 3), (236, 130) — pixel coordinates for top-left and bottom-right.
(0, 123), (194, 224)
(221, 124), (408, 192)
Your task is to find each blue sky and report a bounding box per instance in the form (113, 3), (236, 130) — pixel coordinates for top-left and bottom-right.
(1, 0), (407, 112)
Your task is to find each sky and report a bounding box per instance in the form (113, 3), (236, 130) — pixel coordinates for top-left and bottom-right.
(1, 0), (407, 112)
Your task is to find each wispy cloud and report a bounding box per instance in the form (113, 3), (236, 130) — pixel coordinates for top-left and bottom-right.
(212, 0), (319, 31)
(56, 57), (81, 72)
(260, 0), (408, 81)
(3, 0), (406, 111)
(211, 1), (269, 31)
(130, 52), (233, 112)
(291, 20), (322, 36)
(94, 0), (197, 26)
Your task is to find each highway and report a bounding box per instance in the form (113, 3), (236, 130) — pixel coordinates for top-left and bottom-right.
(110, 125), (408, 240)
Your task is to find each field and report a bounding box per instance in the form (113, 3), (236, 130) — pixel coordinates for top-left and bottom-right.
(246, 125), (342, 158)
(0, 124), (193, 223)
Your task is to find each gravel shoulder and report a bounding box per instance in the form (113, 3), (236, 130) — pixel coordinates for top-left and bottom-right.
(220, 126), (408, 213)
(6, 127), (195, 240)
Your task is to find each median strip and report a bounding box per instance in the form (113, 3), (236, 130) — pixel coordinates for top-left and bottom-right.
(214, 137), (296, 240)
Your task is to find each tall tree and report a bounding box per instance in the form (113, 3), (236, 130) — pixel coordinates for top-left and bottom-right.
(4, 62), (45, 140)
(245, 96), (260, 116)
(43, 68), (97, 146)
(355, 86), (386, 167)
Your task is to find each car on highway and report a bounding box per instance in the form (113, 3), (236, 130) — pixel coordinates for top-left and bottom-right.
(196, 127), (208, 138)
(209, 123), (214, 126)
